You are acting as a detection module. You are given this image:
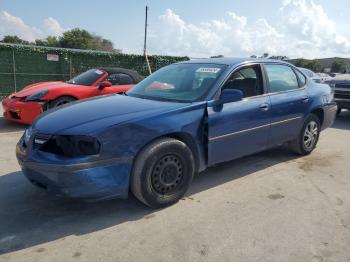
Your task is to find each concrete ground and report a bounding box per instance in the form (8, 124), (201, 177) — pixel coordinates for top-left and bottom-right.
(0, 108), (350, 262)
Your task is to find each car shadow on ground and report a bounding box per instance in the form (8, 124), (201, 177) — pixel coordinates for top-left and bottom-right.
(332, 110), (350, 131)
(0, 116), (26, 134)
(0, 147), (299, 255)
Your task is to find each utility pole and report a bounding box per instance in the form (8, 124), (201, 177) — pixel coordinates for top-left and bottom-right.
(144, 5), (152, 75)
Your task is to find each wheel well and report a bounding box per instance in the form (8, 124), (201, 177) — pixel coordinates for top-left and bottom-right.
(51, 95), (78, 101)
(166, 132), (201, 172)
(311, 108), (324, 126)
(138, 133), (200, 173)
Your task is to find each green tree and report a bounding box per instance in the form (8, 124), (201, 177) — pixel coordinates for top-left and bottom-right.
(59, 28), (96, 49)
(304, 60), (322, 72)
(35, 36), (60, 47)
(331, 60), (348, 73)
(293, 59), (322, 72)
(294, 59), (307, 67)
(1, 35), (30, 45)
(59, 28), (117, 51)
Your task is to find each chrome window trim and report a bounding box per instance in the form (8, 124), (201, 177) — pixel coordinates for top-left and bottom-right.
(240, 86), (306, 101)
(209, 116), (302, 142)
(268, 86), (306, 97)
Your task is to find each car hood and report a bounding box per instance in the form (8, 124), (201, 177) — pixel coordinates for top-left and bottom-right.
(13, 81), (83, 98)
(33, 95), (191, 134)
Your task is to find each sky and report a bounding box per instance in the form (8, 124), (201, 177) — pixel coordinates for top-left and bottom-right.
(1, 0), (350, 59)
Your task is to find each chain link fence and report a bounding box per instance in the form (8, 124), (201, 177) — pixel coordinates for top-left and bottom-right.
(0, 43), (189, 99)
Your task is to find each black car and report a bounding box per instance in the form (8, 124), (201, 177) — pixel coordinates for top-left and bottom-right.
(326, 74), (350, 115)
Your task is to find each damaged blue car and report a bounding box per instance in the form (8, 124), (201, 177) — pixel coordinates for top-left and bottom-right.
(16, 58), (337, 208)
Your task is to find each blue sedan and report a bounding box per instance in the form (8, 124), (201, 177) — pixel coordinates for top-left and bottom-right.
(16, 58), (337, 208)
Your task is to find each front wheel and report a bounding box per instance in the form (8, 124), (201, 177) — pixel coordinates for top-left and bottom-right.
(288, 114), (320, 155)
(49, 96), (76, 109)
(130, 138), (195, 208)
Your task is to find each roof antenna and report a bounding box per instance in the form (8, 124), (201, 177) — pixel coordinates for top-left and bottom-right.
(144, 5), (152, 75)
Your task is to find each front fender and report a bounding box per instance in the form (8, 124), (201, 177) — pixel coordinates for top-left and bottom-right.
(97, 103), (208, 170)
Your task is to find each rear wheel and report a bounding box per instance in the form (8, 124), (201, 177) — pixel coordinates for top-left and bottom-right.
(288, 114), (320, 155)
(130, 138), (195, 208)
(49, 96), (76, 109)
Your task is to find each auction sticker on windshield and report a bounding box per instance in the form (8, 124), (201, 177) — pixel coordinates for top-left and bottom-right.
(196, 68), (221, 73)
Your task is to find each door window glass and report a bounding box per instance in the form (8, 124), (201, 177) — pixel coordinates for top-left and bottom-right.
(222, 65), (263, 98)
(265, 65), (299, 92)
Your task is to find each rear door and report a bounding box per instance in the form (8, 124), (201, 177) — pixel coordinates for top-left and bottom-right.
(263, 64), (309, 146)
(207, 64), (271, 166)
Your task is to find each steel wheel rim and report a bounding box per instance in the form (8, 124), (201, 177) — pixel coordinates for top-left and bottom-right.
(151, 154), (184, 194)
(303, 121), (318, 150)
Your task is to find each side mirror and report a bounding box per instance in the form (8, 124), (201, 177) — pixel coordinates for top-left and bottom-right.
(217, 89), (243, 105)
(99, 81), (112, 89)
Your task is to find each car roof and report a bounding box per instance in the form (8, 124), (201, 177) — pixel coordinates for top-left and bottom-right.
(178, 57), (292, 66)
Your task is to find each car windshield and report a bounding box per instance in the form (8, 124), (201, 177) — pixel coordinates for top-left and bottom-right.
(67, 69), (105, 86)
(126, 63), (227, 102)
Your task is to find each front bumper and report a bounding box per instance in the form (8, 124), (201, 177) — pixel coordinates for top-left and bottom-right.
(16, 143), (133, 200)
(2, 97), (43, 124)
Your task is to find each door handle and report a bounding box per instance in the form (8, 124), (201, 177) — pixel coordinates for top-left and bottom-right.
(259, 103), (269, 112)
(301, 97), (309, 103)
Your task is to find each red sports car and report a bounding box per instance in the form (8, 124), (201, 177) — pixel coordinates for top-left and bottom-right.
(2, 67), (143, 124)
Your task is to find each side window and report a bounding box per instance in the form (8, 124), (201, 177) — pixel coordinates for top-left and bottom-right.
(105, 73), (119, 85)
(295, 69), (307, 86)
(105, 73), (134, 85)
(222, 65), (263, 98)
(118, 73), (134, 85)
(265, 64), (299, 93)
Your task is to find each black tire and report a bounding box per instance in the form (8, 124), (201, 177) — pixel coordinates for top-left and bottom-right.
(130, 137), (195, 208)
(49, 96), (76, 108)
(336, 108), (342, 116)
(288, 114), (321, 155)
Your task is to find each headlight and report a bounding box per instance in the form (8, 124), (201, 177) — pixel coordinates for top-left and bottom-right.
(25, 90), (48, 101)
(24, 126), (33, 145)
(39, 135), (101, 157)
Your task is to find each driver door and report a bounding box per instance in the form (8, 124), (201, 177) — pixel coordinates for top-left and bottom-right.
(207, 64), (271, 166)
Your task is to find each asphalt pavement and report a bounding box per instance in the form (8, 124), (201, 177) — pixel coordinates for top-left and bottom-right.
(1, 108), (350, 262)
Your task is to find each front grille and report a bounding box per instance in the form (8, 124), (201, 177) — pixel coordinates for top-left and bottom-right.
(335, 94), (350, 99)
(33, 133), (51, 149)
(334, 88), (350, 100)
(335, 84), (350, 89)
(9, 111), (20, 119)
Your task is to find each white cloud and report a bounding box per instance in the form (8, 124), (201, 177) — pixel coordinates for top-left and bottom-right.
(280, 0), (350, 57)
(0, 11), (67, 42)
(149, 1), (350, 58)
(0, 11), (42, 42)
(43, 17), (68, 36)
